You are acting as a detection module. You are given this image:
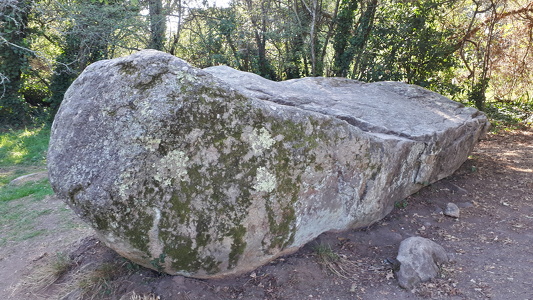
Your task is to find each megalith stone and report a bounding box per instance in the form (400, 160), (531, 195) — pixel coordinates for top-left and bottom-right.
(47, 50), (488, 278)
(395, 236), (449, 290)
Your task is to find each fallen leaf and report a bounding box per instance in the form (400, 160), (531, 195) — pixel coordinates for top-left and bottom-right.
(385, 270), (395, 280)
(350, 282), (357, 292)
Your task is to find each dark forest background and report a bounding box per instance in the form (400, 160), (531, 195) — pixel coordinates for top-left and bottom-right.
(1, 0), (532, 128)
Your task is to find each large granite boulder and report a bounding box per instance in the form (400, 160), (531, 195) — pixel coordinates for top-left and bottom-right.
(48, 50), (489, 278)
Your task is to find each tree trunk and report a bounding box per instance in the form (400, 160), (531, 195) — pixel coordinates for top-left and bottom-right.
(169, 0), (183, 55)
(148, 0), (166, 51)
(302, 0), (321, 76)
(332, 0), (359, 77)
(246, 0), (277, 79)
(352, 0), (378, 78)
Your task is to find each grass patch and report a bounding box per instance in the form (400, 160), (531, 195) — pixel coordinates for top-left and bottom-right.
(0, 167), (29, 186)
(0, 125), (55, 245)
(314, 242), (340, 262)
(40, 259), (154, 300)
(0, 198), (54, 245)
(0, 179), (55, 245)
(0, 125), (50, 166)
(77, 262), (124, 297)
(484, 100), (533, 132)
(48, 252), (73, 279)
(0, 178), (53, 202)
(27, 251), (73, 289)
(313, 242), (365, 280)
(18, 229), (48, 240)
(394, 198), (409, 209)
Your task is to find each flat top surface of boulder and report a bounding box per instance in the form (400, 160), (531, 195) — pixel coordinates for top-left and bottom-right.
(204, 66), (484, 140)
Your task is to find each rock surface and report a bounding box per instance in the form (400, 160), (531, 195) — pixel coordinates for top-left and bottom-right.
(444, 202), (461, 218)
(395, 236), (449, 290)
(47, 50), (489, 278)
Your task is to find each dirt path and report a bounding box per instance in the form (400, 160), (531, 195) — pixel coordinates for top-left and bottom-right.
(1, 129), (531, 300)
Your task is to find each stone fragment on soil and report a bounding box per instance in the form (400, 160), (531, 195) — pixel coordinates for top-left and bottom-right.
(47, 50), (489, 278)
(457, 201), (474, 208)
(450, 183), (468, 194)
(9, 171), (48, 186)
(444, 202), (461, 218)
(396, 236), (449, 290)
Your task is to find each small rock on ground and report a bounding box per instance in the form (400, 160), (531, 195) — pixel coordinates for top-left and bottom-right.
(444, 202), (460, 218)
(9, 171), (48, 186)
(395, 236), (449, 290)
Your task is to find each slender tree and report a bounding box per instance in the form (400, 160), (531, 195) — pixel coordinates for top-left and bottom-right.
(331, 0), (358, 77)
(0, 0), (32, 125)
(148, 0), (166, 50)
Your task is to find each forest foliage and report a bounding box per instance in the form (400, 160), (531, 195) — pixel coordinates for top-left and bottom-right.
(1, 0), (532, 128)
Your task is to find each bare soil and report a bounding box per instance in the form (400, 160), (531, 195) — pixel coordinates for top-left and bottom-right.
(1, 129), (532, 300)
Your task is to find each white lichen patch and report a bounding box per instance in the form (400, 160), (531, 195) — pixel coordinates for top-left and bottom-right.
(154, 150), (189, 186)
(176, 70), (197, 84)
(254, 127), (276, 151)
(196, 145), (220, 165)
(141, 137), (162, 152)
(243, 126), (276, 157)
(253, 166), (277, 193)
(118, 168), (136, 198)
